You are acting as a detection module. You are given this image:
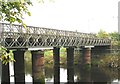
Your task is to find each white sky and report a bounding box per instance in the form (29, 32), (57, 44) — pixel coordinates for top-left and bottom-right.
(24, 0), (120, 33)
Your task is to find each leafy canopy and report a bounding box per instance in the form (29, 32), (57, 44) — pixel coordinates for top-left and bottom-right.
(0, 0), (32, 27)
(0, 0), (52, 64)
(0, 46), (15, 65)
(97, 29), (109, 38)
(0, 0), (32, 64)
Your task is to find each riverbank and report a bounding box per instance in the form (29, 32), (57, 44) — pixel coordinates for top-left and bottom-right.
(92, 52), (119, 69)
(23, 49), (119, 83)
(44, 49), (119, 69)
(24, 48), (119, 69)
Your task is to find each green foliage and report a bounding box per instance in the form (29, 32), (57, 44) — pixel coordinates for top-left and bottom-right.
(44, 50), (53, 64)
(74, 52), (80, 64)
(44, 48), (80, 65)
(0, 45), (15, 65)
(44, 48), (67, 64)
(60, 47), (66, 57)
(24, 50), (32, 61)
(109, 32), (119, 41)
(92, 53), (119, 68)
(0, 0), (32, 25)
(60, 47), (66, 52)
(82, 63), (91, 71)
(0, 0), (53, 64)
(109, 32), (120, 46)
(0, 0), (32, 64)
(97, 29), (120, 46)
(97, 29), (109, 38)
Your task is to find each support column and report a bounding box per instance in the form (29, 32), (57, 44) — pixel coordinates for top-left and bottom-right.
(82, 47), (91, 65)
(14, 49), (26, 83)
(31, 50), (45, 84)
(67, 47), (74, 83)
(53, 47), (60, 84)
(79, 47), (92, 83)
(1, 62), (10, 84)
(78, 48), (82, 65)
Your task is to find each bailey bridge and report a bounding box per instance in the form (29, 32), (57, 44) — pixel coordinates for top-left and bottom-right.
(0, 23), (111, 48)
(0, 23), (111, 83)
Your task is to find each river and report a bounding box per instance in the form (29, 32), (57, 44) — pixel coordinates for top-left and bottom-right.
(0, 50), (119, 84)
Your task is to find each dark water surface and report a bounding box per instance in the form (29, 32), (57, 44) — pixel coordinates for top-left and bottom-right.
(0, 50), (119, 84)
(7, 64), (119, 83)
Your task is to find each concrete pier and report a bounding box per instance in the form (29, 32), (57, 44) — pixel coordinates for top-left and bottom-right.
(53, 47), (60, 84)
(31, 50), (45, 84)
(14, 49), (26, 83)
(82, 47), (91, 65)
(67, 47), (74, 83)
(1, 62), (10, 84)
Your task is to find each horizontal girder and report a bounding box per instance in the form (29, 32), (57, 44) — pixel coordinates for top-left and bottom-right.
(0, 23), (111, 48)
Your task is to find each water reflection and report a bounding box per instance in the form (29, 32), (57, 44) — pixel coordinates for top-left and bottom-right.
(0, 50), (119, 84)
(41, 65), (119, 83)
(0, 60), (119, 84)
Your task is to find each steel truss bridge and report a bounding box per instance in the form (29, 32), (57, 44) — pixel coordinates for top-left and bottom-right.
(0, 23), (111, 48)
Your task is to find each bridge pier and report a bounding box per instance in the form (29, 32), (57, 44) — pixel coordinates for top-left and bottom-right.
(13, 49), (26, 83)
(31, 50), (45, 84)
(82, 47), (91, 65)
(53, 47), (60, 84)
(1, 62), (10, 84)
(67, 47), (74, 83)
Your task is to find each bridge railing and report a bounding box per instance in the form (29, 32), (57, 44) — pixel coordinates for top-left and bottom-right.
(0, 23), (97, 38)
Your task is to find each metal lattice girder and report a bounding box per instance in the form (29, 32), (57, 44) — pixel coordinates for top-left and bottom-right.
(0, 23), (111, 48)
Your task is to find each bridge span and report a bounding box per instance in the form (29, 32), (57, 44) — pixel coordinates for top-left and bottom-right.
(0, 23), (112, 83)
(0, 23), (111, 48)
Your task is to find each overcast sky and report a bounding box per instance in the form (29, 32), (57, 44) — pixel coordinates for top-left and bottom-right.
(24, 0), (120, 33)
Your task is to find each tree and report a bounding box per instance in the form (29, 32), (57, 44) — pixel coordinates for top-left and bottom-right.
(109, 32), (120, 46)
(109, 32), (119, 41)
(0, 0), (53, 64)
(0, 0), (32, 26)
(0, 0), (32, 64)
(97, 29), (109, 38)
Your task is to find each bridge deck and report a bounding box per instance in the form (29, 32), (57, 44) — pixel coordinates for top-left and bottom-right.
(0, 23), (111, 48)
